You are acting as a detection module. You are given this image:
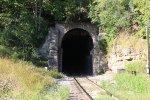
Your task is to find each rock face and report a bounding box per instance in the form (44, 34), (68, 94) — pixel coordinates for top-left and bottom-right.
(39, 27), (58, 69)
(39, 22), (101, 75)
(108, 43), (146, 73)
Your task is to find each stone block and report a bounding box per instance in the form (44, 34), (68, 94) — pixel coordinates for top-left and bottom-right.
(114, 69), (125, 74)
(122, 48), (131, 56)
(123, 56), (133, 61)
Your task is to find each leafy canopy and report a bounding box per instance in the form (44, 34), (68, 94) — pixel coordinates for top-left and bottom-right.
(89, 0), (150, 38)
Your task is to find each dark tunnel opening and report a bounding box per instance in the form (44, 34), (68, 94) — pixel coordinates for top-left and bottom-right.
(61, 28), (94, 76)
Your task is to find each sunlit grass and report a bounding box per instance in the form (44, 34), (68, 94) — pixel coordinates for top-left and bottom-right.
(101, 73), (150, 100)
(125, 60), (146, 73)
(0, 57), (69, 100)
(115, 73), (150, 93)
(108, 33), (146, 55)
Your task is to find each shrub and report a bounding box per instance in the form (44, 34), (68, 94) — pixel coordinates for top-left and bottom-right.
(0, 45), (11, 57)
(0, 12), (48, 61)
(89, 0), (131, 39)
(98, 67), (105, 75)
(99, 39), (107, 54)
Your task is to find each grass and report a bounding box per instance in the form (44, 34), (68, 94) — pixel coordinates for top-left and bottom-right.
(36, 68), (63, 79)
(108, 33), (146, 55)
(115, 73), (150, 93)
(125, 60), (146, 73)
(101, 73), (150, 100)
(0, 57), (69, 100)
(95, 95), (115, 100)
(43, 85), (70, 100)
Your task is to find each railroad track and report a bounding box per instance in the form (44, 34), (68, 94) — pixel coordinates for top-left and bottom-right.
(85, 77), (119, 100)
(68, 76), (119, 100)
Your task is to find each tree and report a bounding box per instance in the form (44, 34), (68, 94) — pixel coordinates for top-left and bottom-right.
(89, 0), (131, 39)
(132, 0), (150, 36)
(0, 0), (92, 60)
(89, 0), (150, 38)
(0, 0), (48, 60)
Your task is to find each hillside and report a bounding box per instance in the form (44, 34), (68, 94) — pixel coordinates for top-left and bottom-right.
(0, 58), (69, 100)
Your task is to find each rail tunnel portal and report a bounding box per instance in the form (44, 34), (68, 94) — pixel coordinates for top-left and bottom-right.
(61, 28), (94, 76)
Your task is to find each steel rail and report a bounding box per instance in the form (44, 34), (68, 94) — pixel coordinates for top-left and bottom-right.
(85, 77), (120, 100)
(73, 77), (93, 100)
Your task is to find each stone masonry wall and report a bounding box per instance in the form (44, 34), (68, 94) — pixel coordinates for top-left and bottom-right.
(39, 27), (58, 69)
(108, 39), (146, 73)
(39, 22), (100, 75)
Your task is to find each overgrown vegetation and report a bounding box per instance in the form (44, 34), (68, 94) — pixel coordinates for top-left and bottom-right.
(0, 45), (12, 57)
(89, 0), (150, 53)
(125, 60), (146, 73)
(106, 33), (147, 62)
(1, 0), (150, 99)
(101, 58), (150, 99)
(102, 73), (150, 99)
(0, 0), (91, 61)
(0, 57), (68, 100)
(98, 39), (107, 54)
(0, 1), (91, 99)
(89, 0), (131, 39)
(1, 0), (149, 60)
(115, 73), (150, 93)
(0, 0), (48, 60)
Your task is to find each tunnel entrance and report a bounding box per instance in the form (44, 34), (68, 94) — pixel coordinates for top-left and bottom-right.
(61, 28), (94, 76)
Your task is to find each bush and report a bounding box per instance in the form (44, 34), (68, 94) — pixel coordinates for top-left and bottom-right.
(99, 39), (107, 54)
(32, 60), (48, 67)
(89, 0), (131, 39)
(0, 45), (11, 57)
(0, 11), (48, 61)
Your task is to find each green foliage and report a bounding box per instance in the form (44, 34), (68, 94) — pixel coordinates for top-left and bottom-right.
(0, 0), (49, 60)
(0, 0), (91, 61)
(46, 70), (63, 79)
(98, 67), (105, 75)
(89, 0), (150, 46)
(89, 0), (131, 39)
(32, 60), (48, 67)
(125, 60), (146, 73)
(136, 28), (145, 37)
(132, 0), (150, 38)
(42, 0), (90, 21)
(99, 39), (107, 54)
(0, 45), (11, 57)
(133, 0), (150, 25)
(0, 12), (48, 60)
(36, 68), (63, 79)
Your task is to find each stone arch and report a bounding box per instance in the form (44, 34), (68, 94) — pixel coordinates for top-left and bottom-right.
(61, 28), (94, 75)
(56, 23), (98, 49)
(39, 22), (100, 75)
